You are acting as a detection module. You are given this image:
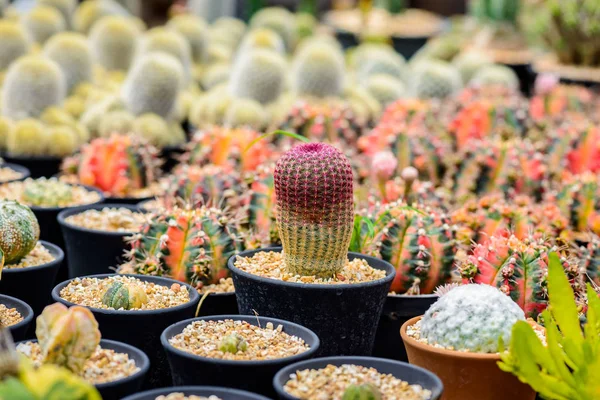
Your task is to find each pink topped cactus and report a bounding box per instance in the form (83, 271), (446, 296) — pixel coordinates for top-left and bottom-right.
(275, 142), (354, 277)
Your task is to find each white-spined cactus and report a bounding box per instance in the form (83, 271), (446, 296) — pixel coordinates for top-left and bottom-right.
(89, 16), (140, 72)
(73, 0), (130, 34)
(411, 60), (462, 99)
(38, 0), (77, 29)
(470, 64), (519, 90)
(224, 97), (268, 130)
(122, 53), (184, 119)
(355, 46), (406, 81)
(420, 284), (526, 353)
(1, 56), (66, 119)
(365, 74), (406, 106)
(452, 51), (494, 85)
(167, 14), (208, 64)
(249, 6), (296, 51)
(238, 28), (286, 56)
(0, 21), (28, 70)
(138, 27), (192, 81)
(43, 32), (92, 94)
(21, 5), (66, 45)
(229, 49), (285, 105)
(292, 42), (345, 99)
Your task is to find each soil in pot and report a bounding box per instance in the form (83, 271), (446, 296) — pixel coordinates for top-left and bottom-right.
(0, 294), (34, 341)
(121, 385), (271, 400)
(0, 241), (64, 316)
(17, 338), (150, 399)
(52, 274), (200, 389)
(58, 204), (147, 277)
(161, 315), (319, 397)
(1, 154), (62, 179)
(273, 356), (443, 400)
(229, 248), (395, 356)
(0, 163), (30, 183)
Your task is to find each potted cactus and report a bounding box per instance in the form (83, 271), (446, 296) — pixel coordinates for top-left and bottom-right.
(51, 274), (200, 388)
(0, 294), (33, 342)
(400, 283), (541, 400)
(0, 200), (64, 316)
(0, 159), (29, 184)
(58, 204), (147, 277)
(16, 303), (149, 399)
(228, 142), (395, 356)
(161, 315), (320, 396)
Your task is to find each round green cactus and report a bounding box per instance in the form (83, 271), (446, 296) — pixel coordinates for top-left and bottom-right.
(101, 281), (148, 310)
(342, 383), (382, 400)
(21, 5), (66, 45)
(0, 21), (28, 71)
(21, 178), (74, 207)
(138, 27), (192, 81)
(218, 333), (248, 354)
(470, 64), (519, 90)
(46, 125), (79, 157)
(365, 74), (406, 106)
(0, 200), (40, 264)
(43, 32), (92, 94)
(292, 42), (345, 99)
(167, 14), (208, 64)
(411, 60), (462, 99)
(122, 53), (184, 119)
(200, 63), (230, 90)
(355, 46), (406, 81)
(420, 284), (526, 353)
(5, 119), (47, 156)
(224, 98), (267, 130)
(1, 55), (66, 120)
(98, 110), (134, 137)
(229, 49), (285, 105)
(132, 113), (185, 148)
(89, 16), (140, 72)
(249, 6), (296, 51)
(452, 51), (494, 84)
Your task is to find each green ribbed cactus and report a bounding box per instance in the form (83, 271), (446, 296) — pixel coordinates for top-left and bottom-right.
(224, 98), (267, 130)
(470, 64), (519, 89)
(342, 384), (382, 400)
(43, 32), (92, 94)
(89, 16), (140, 72)
(452, 51), (494, 84)
(101, 281), (148, 310)
(420, 284), (526, 353)
(167, 14), (208, 64)
(73, 0), (129, 34)
(292, 42), (345, 99)
(5, 119), (47, 155)
(275, 143), (354, 277)
(122, 53), (184, 119)
(355, 46), (406, 81)
(365, 74), (406, 106)
(21, 5), (66, 45)
(0, 21), (28, 71)
(132, 113), (186, 148)
(218, 333), (247, 354)
(1, 56), (66, 120)
(21, 178), (74, 207)
(229, 49), (285, 105)
(470, 0), (519, 23)
(0, 200), (40, 265)
(249, 7), (296, 51)
(138, 27), (192, 80)
(36, 303), (101, 373)
(412, 60), (462, 99)
(39, 0), (77, 29)
(238, 28), (286, 56)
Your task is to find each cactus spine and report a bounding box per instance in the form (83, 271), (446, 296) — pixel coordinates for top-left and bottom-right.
(275, 143), (354, 277)
(0, 200), (40, 265)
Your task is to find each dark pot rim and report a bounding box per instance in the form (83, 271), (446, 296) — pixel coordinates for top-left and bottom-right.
(23, 184), (105, 213)
(0, 294), (34, 334)
(57, 203), (146, 236)
(1, 240), (64, 275)
(0, 163), (31, 183)
(388, 293), (439, 299)
(121, 385), (271, 400)
(273, 356), (444, 399)
(228, 247), (396, 290)
(107, 194), (154, 203)
(1, 153), (63, 162)
(136, 198), (157, 212)
(15, 338), (150, 389)
(51, 274), (200, 316)
(161, 314), (320, 366)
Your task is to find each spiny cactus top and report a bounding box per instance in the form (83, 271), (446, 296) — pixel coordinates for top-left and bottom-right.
(420, 284), (525, 353)
(275, 142), (354, 277)
(0, 200), (40, 265)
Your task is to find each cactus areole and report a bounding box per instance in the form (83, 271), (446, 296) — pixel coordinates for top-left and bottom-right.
(274, 143), (354, 277)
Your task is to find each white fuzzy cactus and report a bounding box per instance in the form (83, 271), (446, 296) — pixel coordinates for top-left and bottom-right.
(43, 32), (92, 94)
(229, 49), (285, 105)
(292, 42), (345, 99)
(420, 284), (525, 353)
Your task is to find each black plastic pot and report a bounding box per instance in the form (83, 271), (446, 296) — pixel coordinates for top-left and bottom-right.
(504, 63), (534, 96)
(160, 145), (185, 173)
(334, 29), (359, 50)
(228, 247), (395, 357)
(161, 315), (319, 397)
(373, 294), (438, 362)
(273, 356), (444, 400)
(1, 154), (62, 179)
(122, 386), (271, 400)
(0, 163), (30, 183)
(58, 204), (145, 278)
(0, 241), (64, 317)
(392, 36), (430, 60)
(16, 339), (149, 400)
(0, 294), (33, 341)
(104, 195), (153, 205)
(527, 63), (600, 89)
(195, 292), (239, 317)
(51, 274), (200, 389)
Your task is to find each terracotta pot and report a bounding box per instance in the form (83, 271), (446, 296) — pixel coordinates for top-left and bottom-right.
(400, 316), (536, 400)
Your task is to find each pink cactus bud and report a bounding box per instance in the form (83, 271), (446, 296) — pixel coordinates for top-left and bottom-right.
(534, 73), (559, 96)
(372, 151), (398, 181)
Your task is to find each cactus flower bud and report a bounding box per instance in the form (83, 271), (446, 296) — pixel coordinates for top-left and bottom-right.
(372, 151), (398, 182)
(534, 73), (559, 96)
(218, 333), (248, 354)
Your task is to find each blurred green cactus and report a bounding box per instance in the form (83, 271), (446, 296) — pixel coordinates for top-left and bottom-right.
(21, 178), (75, 208)
(218, 333), (248, 354)
(102, 281), (148, 310)
(342, 383), (382, 400)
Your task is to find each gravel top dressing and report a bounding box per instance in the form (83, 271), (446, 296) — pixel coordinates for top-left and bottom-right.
(0, 180), (101, 207)
(199, 278), (235, 294)
(155, 395), (222, 400)
(64, 207), (147, 232)
(0, 167), (25, 182)
(283, 364), (432, 400)
(234, 251), (386, 284)
(17, 342), (139, 384)
(169, 319), (311, 361)
(60, 275), (191, 310)
(0, 304), (24, 326)
(3, 242), (55, 269)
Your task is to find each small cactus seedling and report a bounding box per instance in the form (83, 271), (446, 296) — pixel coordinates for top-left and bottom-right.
(342, 383), (382, 400)
(36, 303), (101, 373)
(218, 333), (248, 354)
(101, 281), (148, 310)
(275, 143), (354, 277)
(0, 200), (40, 266)
(21, 178), (74, 208)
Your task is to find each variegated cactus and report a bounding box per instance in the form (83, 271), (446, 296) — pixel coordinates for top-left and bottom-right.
(36, 303), (101, 373)
(275, 143), (354, 277)
(0, 200), (40, 266)
(101, 281), (148, 310)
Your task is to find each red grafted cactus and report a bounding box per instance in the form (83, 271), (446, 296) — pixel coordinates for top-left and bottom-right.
(275, 142), (354, 277)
